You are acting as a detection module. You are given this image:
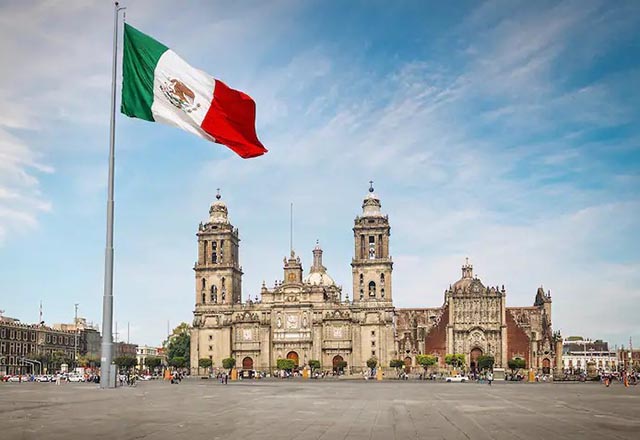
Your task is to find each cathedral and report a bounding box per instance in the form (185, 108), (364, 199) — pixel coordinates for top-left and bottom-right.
(190, 185), (557, 375)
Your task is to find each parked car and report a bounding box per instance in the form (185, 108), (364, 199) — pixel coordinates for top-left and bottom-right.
(68, 374), (85, 382)
(445, 374), (469, 383)
(36, 375), (50, 382)
(7, 375), (22, 382)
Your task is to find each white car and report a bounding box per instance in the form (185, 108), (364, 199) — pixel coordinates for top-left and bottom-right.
(445, 374), (469, 383)
(67, 374), (85, 382)
(36, 375), (50, 382)
(7, 375), (21, 382)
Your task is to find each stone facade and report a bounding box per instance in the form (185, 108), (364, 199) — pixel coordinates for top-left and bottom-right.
(190, 186), (556, 374)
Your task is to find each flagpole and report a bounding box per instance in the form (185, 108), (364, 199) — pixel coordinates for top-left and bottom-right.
(100, 1), (125, 389)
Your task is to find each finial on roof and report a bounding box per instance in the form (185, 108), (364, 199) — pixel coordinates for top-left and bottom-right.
(369, 180), (374, 193)
(216, 188), (221, 200)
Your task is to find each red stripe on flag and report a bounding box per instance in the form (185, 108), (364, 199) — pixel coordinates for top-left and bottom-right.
(201, 80), (268, 159)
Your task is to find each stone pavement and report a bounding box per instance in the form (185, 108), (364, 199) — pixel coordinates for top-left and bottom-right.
(0, 379), (638, 440)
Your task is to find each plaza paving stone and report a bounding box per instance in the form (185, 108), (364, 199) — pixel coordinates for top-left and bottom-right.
(0, 379), (639, 439)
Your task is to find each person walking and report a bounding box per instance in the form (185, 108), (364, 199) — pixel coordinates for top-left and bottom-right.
(487, 371), (493, 386)
(224, 373), (228, 385)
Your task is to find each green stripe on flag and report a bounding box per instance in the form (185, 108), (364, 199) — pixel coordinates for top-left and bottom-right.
(121, 23), (169, 121)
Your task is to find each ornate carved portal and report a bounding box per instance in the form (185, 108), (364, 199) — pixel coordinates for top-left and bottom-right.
(332, 355), (344, 373)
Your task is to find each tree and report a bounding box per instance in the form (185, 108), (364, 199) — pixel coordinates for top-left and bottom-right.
(416, 354), (438, 375)
(508, 357), (526, 371)
(169, 356), (187, 369)
(165, 322), (191, 369)
(366, 357), (378, 370)
(477, 355), (495, 371)
(145, 356), (162, 370)
(222, 357), (236, 371)
(51, 351), (71, 369)
(198, 358), (213, 372)
(390, 359), (405, 370)
(445, 354), (465, 368)
(114, 355), (138, 370)
(276, 358), (295, 371)
(76, 355), (90, 368)
(308, 360), (321, 371)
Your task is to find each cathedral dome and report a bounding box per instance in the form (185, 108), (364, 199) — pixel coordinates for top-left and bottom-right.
(304, 271), (336, 286)
(451, 258), (484, 292)
(303, 241), (336, 286)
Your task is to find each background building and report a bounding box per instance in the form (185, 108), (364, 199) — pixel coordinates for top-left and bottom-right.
(1, 315), (82, 375)
(191, 186), (558, 375)
(562, 336), (618, 373)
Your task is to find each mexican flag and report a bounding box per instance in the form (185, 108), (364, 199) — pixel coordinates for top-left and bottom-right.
(121, 24), (267, 159)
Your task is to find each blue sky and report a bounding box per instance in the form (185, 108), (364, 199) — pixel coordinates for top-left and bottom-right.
(1, 0), (639, 347)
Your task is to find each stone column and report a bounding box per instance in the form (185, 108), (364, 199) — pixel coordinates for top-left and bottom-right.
(554, 337), (563, 378)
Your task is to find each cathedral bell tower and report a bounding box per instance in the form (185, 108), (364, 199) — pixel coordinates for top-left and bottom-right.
(351, 182), (393, 303)
(194, 190), (243, 306)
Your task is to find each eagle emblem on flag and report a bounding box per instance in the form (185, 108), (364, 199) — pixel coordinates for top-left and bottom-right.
(160, 78), (201, 113)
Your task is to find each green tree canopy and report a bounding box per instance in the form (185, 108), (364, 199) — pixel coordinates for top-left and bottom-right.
(477, 355), (495, 371)
(308, 360), (321, 371)
(198, 358), (213, 369)
(335, 360), (347, 370)
(51, 351), (71, 367)
(114, 355), (138, 370)
(276, 358), (296, 371)
(508, 357), (526, 370)
(169, 356), (186, 368)
(445, 354), (465, 368)
(166, 322), (191, 369)
(366, 357), (378, 369)
(416, 354), (438, 369)
(222, 357), (236, 370)
(145, 356), (162, 370)
(390, 359), (405, 369)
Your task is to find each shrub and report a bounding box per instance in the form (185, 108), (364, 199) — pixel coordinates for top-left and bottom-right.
(308, 360), (321, 371)
(366, 357), (378, 369)
(416, 354), (437, 369)
(222, 357), (236, 370)
(389, 359), (405, 369)
(277, 358), (296, 371)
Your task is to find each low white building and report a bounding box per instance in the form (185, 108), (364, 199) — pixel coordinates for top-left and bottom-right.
(562, 337), (618, 373)
(136, 345), (164, 371)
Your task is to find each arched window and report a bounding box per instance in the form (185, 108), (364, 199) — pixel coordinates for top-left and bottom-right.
(212, 241), (217, 264)
(368, 281), (376, 297)
(220, 240), (224, 262)
(201, 278), (206, 291)
(210, 285), (218, 303)
(201, 292), (206, 303)
(380, 274), (385, 298)
(359, 274), (363, 286)
(359, 289), (364, 300)
(368, 236), (376, 259)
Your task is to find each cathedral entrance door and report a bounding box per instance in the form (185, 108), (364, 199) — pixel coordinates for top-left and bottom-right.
(286, 351), (299, 369)
(242, 357), (254, 378)
(404, 356), (412, 374)
(332, 355), (345, 374)
(470, 347), (483, 372)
